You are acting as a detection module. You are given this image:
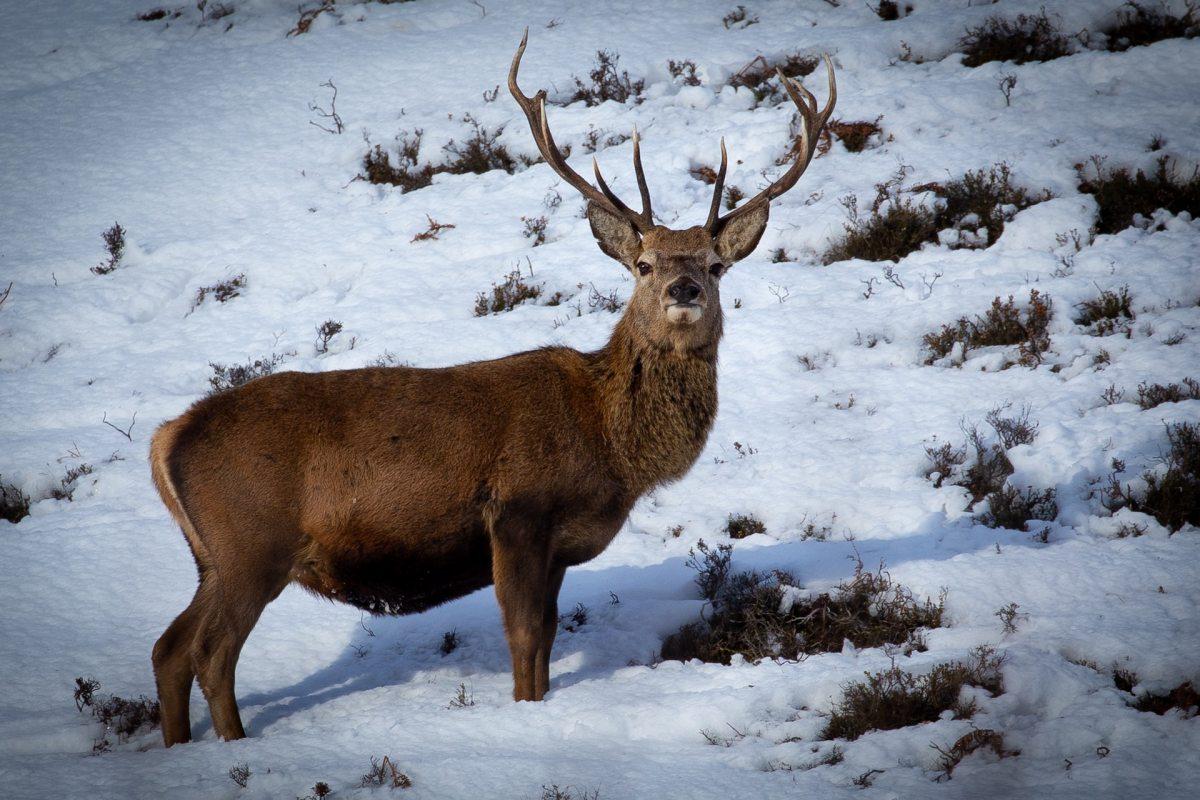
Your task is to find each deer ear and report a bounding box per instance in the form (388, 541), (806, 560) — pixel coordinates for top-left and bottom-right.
(587, 202), (641, 269)
(713, 201), (770, 266)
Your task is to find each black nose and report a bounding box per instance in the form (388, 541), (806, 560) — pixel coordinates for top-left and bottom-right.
(668, 279), (701, 303)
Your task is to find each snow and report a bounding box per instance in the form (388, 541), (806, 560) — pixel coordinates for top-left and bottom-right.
(1, 1), (1198, 798)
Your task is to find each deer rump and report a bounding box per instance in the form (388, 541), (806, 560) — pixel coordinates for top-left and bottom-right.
(163, 355), (625, 617)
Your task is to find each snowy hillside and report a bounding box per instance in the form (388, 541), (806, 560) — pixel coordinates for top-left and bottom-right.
(1, 0), (1198, 797)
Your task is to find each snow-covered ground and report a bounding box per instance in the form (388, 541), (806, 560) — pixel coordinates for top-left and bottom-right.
(1, 1), (1198, 797)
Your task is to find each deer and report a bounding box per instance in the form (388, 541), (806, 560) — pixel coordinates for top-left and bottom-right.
(148, 32), (835, 746)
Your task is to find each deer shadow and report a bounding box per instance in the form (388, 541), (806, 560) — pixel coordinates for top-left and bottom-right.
(221, 514), (1038, 737)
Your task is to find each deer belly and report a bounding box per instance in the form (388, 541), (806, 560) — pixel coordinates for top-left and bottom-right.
(293, 527), (493, 615)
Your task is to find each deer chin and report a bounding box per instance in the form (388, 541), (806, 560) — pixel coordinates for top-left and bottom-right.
(665, 302), (704, 325)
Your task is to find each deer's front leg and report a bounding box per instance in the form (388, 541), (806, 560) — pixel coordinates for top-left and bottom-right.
(491, 528), (550, 702)
(535, 566), (567, 700)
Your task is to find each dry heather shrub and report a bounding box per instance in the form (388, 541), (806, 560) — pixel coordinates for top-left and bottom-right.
(1105, 423), (1200, 532)
(474, 269), (543, 316)
(724, 513), (766, 539)
(661, 546), (944, 665)
(824, 117), (884, 154)
(1, 478), (31, 524)
(1074, 285), (1134, 335)
(91, 223), (126, 275)
(931, 729), (1019, 781)
(74, 677), (161, 741)
(875, 1), (912, 21)
(208, 353), (289, 395)
(959, 10), (1071, 67)
(728, 53), (818, 105)
(823, 646), (1005, 741)
(1103, 1), (1199, 51)
(361, 131), (433, 192)
(567, 50), (644, 106)
(823, 163), (1045, 264)
(922, 291), (1053, 367)
(1133, 682), (1200, 716)
(360, 755), (412, 789)
(978, 484), (1058, 531)
(667, 59), (701, 86)
(1077, 155), (1200, 234)
(1137, 378), (1200, 409)
(191, 273), (246, 311)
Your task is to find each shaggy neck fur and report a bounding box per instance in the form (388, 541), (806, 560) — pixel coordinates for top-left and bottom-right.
(590, 309), (722, 495)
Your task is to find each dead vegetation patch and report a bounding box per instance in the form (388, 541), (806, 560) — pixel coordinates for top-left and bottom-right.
(208, 352), (289, 395)
(978, 484), (1058, 531)
(1104, 422), (1200, 532)
(724, 513), (766, 539)
(1, 478), (31, 524)
(190, 273), (246, 312)
(475, 268), (543, 316)
(959, 10), (1072, 67)
(668, 59), (701, 86)
(922, 291), (1053, 367)
(823, 646), (1005, 741)
(1102, 1), (1199, 51)
(926, 406), (1057, 529)
(823, 163), (1046, 264)
(661, 542), (943, 665)
(362, 117), (535, 192)
(931, 729), (1019, 781)
(1111, 667), (1200, 716)
(1074, 285), (1133, 335)
(1137, 378), (1200, 409)
(722, 5), (759, 29)
(360, 755), (412, 789)
(410, 215), (455, 244)
(874, 1), (912, 21)
(821, 117), (885, 155)
(91, 223), (126, 276)
(728, 53), (818, 105)
(565, 51), (644, 106)
(74, 676), (161, 748)
(1076, 155), (1200, 234)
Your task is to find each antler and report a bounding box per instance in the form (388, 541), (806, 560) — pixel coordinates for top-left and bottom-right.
(509, 30), (654, 233)
(706, 54), (837, 233)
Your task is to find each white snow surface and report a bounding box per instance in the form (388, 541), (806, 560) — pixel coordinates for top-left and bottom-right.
(1, 1), (1199, 798)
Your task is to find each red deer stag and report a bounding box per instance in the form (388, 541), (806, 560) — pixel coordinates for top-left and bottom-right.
(149, 33), (835, 745)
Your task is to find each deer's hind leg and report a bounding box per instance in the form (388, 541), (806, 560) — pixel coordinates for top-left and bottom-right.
(152, 582), (207, 746)
(189, 552), (291, 741)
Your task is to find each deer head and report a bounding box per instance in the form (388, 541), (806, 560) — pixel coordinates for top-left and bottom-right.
(509, 33), (836, 351)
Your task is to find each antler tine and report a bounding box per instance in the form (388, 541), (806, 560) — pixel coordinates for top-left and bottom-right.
(508, 32), (652, 232)
(712, 53), (837, 232)
(592, 158), (642, 220)
(704, 138), (728, 231)
(631, 125), (653, 226)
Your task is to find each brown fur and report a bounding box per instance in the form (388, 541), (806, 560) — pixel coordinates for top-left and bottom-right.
(150, 46), (827, 744)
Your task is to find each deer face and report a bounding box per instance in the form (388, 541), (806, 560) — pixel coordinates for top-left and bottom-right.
(583, 210), (774, 349)
(510, 33), (835, 350)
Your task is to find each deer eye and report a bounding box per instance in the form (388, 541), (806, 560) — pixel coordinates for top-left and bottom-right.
(709, 262), (727, 277)
(636, 261), (652, 276)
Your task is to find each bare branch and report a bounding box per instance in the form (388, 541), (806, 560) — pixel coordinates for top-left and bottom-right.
(102, 411), (137, 442)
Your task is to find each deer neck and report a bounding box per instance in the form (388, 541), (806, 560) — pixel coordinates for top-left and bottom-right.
(591, 312), (721, 495)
